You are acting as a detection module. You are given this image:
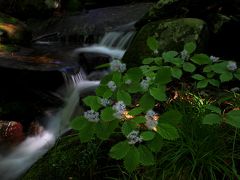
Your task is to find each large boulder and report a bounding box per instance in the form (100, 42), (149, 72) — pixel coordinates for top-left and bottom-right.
(122, 18), (208, 67)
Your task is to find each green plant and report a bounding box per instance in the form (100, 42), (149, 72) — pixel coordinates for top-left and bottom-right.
(71, 36), (240, 175)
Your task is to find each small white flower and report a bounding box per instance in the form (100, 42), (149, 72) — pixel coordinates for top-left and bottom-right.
(125, 79), (132, 85)
(107, 81), (117, 91)
(230, 87), (240, 92)
(145, 110), (158, 130)
(227, 61), (237, 71)
(84, 110), (100, 122)
(140, 77), (151, 91)
(181, 50), (189, 60)
(110, 60), (126, 73)
(154, 49), (159, 55)
(112, 101), (126, 119)
(100, 98), (111, 107)
(210, 55), (219, 62)
(127, 130), (143, 145)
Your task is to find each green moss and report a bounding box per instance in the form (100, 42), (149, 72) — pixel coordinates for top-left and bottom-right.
(122, 18), (208, 67)
(0, 44), (18, 52)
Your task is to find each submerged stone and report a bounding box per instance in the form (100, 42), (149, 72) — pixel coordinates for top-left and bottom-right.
(122, 18), (208, 67)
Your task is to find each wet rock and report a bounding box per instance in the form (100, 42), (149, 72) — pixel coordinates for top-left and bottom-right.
(122, 18), (208, 67)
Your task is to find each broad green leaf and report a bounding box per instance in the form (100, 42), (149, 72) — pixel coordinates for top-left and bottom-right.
(139, 93), (155, 111)
(109, 141), (130, 160)
(192, 74), (205, 81)
(96, 120), (118, 140)
(103, 89), (113, 99)
(132, 116), (146, 124)
(202, 113), (222, 125)
(234, 70), (240, 80)
(184, 41), (196, 54)
(128, 107), (143, 116)
(191, 54), (211, 65)
(96, 85), (108, 97)
(101, 107), (115, 121)
(154, 57), (163, 65)
(150, 86), (167, 101)
(95, 62), (110, 69)
(112, 72), (122, 85)
(171, 67), (183, 79)
(170, 58), (184, 66)
(140, 131), (155, 141)
(78, 122), (96, 142)
(183, 62), (196, 72)
(162, 51), (178, 62)
(225, 110), (240, 128)
(208, 79), (220, 87)
(127, 83), (141, 93)
(155, 67), (172, 84)
(143, 58), (154, 64)
(203, 65), (212, 72)
(126, 67), (143, 82)
(124, 146), (140, 172)
(117, 90), (131, 105)
(211, 62), (228, 74)
(100, 73), (113, 84)
(206, 105), (221, 114)
(206, 72), (215, 78)
(71, 116), (89, 130)
(138, 145), (155, 166)
(147, 134), (163, 152)
(122, 121), (138, 136)
(82, 96), (101, 111)
(160, 110), (182, 125)
(220, 72), (233, 82)
(157, 123), (179, 140)
(197, 79), (208, 88)
(147, 37), (159, 51)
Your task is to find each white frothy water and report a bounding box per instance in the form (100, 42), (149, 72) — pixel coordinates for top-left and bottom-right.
(0, 30), (134, 180)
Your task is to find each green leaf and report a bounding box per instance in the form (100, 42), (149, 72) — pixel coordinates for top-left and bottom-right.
(225, 110), (240, 128)
(203, 65), (212, 73)
(112, 72), (122, 85)
(162, 51), (178, 62)
(147, 135), (163, 152)
(96, 120), (118, 140)
(206, 105), (221, 114)
(101, 107), (115, 121)
(140, 131), (155, 141)
(191, 54), (211, 65)
(127, 83), (141, 93)
(220, 72), (233, 82)
(234, 70), (240, 80)
(71, 116), (89, 130)
(78, 122), (96, 142)
(197, 79), (208, 88)
(147, 37), (159, 51)
(117, 90), (131, 105)
(154, 57), (163, 65)
(138, 145), (155, 166)
(155, 67), (172, 84)
(203, 113), (222, 125)
(96, 85), (108, 97)
(157, 123), (179, 140)
(124, 146), (140, 172)
(208, 79), (220, 87)
(109, 141), (130, 160)
(211, 62), (228, 74)
(126, 67), (143, 82)
(103, 89), (113, 99)
(142, 58), (154, 64)
(192, 74), (205, 81)
(95, 63), (110, 69)
(171, 67), (183, 79)
(160, 110), (182, 125)
(132, 116), (146, 124)
(184, 41), (196, 54)
(150, 86), (167, 101)
(82, 96), (101, 111)
(183, 62), (196, 72)
(122, 121), (138, 136)
(139, 93), (155, 111)
(128, 107), (143, 116)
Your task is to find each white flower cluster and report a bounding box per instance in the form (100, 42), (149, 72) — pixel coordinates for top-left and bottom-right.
(112, 101), (126, 119)
(227, 61), (237, 71)
(127, 130), (143, 145)
(110, 60), (126, 73)
(230, 87), (240, 93)
(107, 81), (117, 91)
(84, 110), (100, 123)
(210, 55), (219, 62)
(125, 79), (132, 85)
(100, 98), (111, 107)
(140, 77), (151, 90)
(145, 110), (158, 130)
(181, 50), (190, 60)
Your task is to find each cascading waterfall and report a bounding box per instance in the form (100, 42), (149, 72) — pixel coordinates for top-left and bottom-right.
(0, 29), (134, 180)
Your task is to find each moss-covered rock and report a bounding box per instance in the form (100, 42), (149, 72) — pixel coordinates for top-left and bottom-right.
(0, 12), (32, 49)
(122, 18), (208, 67)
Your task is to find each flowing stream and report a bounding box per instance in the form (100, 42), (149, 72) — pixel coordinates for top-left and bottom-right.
(0, 29), (135, 180)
